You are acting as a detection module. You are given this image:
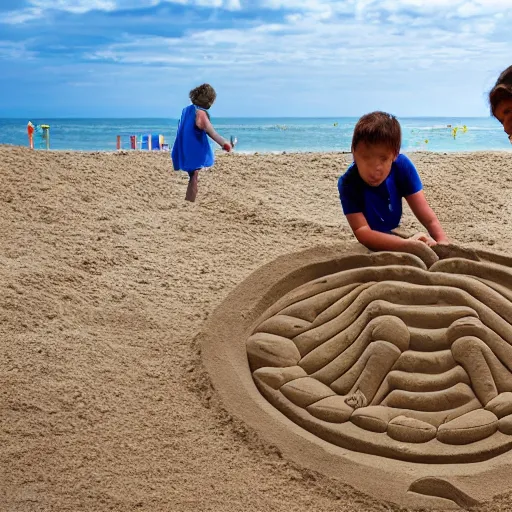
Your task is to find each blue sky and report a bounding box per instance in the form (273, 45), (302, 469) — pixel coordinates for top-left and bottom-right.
(0, 0), (510, 117)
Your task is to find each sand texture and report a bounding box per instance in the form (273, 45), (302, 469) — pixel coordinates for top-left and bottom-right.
(2, 145), (512, 511)
(248, 251), (512, 461)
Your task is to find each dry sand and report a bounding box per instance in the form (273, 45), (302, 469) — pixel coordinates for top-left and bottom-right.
(1, 145), (512, 511)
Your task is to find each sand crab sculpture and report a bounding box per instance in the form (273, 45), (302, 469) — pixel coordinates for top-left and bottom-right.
(201, 243), (512, 508)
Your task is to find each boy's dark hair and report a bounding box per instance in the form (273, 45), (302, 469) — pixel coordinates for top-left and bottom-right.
(189, 83), (217, 109)
(489, 65), (512, 116)
(351, 111), (401, 155)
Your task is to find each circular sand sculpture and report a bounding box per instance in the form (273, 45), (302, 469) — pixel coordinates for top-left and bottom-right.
(200, 243), (512, 508)
(248, 253), (512, 463)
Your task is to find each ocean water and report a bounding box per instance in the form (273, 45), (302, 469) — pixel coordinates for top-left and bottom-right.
(0, 117), (510, 153)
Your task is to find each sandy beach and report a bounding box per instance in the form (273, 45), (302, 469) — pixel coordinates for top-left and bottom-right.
(2, 145), (512, 512)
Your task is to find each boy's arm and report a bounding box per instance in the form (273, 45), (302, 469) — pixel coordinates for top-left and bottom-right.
(196, 110), (231, 151)
(346, 212), (438, 266)
(405, 191), (448, 243)
(347, 212), (417, 251)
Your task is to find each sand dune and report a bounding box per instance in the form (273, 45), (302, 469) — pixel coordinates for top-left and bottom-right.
(2, 145), (512, 511)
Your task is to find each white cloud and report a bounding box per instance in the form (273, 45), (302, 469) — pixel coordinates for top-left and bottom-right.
(45, 0), (238, 15)
(30, 0), (117, 14)
(0, 0), (118, 23)
(2, 0), (512, 25)
(259, 0), (328, 9)
(0, 8), (43, 24)
(1, 0), (511, 116)
(195, 0), (242, 8)
(80, 10), (509, 80)
(224, 0), (241, 9)
(0, 0), (242, 24)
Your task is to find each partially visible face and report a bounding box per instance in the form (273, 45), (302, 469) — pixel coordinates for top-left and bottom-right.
(353, 141), (398, 187)
(495, 97), (512, 142)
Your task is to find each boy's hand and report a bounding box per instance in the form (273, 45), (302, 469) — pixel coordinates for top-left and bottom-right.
(222, 142), (232, 152)
(404, 239), (439, 268)
(409, 232), (437, 247)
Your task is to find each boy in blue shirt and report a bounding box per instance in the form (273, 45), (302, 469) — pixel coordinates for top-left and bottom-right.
(172, 83), (232, 202)
(338, 111), (448, 257)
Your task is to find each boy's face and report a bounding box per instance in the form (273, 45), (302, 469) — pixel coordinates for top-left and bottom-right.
(353, 141), (398, 187)
(495, 97), (512, 141)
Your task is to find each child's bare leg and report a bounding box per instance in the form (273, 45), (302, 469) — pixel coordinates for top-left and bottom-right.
(185, 170), (198, 202)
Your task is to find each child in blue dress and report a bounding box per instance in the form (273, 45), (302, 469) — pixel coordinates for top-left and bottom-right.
(172, 83), (232, 202)
(338, 111), (448, 259)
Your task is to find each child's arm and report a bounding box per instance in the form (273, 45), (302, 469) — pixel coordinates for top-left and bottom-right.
(346, 212), (438, 266)
(405, 191), (448, 243)
(196, 110), (231, 151)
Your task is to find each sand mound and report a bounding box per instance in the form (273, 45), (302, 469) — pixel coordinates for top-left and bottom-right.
(248, 251), (512, 463)
(202, 244), (512, 508)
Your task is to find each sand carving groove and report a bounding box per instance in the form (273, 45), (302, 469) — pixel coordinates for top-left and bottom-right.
(247, 252), (512, 463)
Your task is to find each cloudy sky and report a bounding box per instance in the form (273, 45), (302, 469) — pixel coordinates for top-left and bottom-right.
(0, 0), (510, 117)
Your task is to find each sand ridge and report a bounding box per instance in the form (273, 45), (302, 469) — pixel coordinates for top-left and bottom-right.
(247, 251), (512, 463)
(2, 145), (512, 511)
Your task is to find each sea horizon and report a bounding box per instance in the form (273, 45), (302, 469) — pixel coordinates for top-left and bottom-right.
(1, 116), (510, 153)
